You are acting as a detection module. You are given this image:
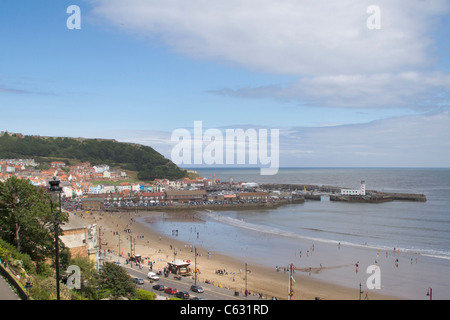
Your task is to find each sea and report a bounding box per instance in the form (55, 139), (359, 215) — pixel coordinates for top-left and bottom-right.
(143, 167), (450, 299)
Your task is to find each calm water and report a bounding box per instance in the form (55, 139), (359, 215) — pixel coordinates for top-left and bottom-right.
(145, 167), (450, 299)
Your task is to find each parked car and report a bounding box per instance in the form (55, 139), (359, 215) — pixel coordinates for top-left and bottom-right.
(175, 291), (190, 300)
(164, 287), (177, 295)
(147, 272), (160, 281)
(132, 278), (144, 285)
(152, 284), (165, 291)
(190, 285), (204, 293)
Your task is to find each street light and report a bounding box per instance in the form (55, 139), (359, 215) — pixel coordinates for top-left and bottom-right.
(194, 247), (198, 286)
(244, 263), (251, 296)
(48, 177), (62, 300)
(118, 234), (121, 257)
(426, 287), (433, 300)
(359, 283), (364, 300)
(25, 281), (32, 300)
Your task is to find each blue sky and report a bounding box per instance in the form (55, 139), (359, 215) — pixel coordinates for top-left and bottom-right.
(1, 0), (449, 167)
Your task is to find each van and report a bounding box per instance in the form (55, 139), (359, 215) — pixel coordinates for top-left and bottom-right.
(147, 272), (159, 281)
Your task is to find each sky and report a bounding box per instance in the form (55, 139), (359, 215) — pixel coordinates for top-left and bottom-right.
(0, 0), (449, 168)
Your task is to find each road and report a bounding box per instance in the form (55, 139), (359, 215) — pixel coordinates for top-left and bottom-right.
(104, 253), (262, 301)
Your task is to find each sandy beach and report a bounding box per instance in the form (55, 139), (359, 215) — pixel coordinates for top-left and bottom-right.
(68, 208), (401, 300)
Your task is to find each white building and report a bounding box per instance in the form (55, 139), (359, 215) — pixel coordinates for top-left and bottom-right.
(88, 185), (102, 194)
(341, 181), (366, 196)
(168, 180), (182, 190)
(241, 182), (259, 189)
(63, 186), (74, 198)
(60, 219), (98, 263)
(93, 165), (110, 173)
(102, 184), (116, 194)
(131, 183), (141, 192)
(116, 184), (131, 192)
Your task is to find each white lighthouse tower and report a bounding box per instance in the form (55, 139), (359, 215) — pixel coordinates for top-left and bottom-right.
(360, 180), (366, 196)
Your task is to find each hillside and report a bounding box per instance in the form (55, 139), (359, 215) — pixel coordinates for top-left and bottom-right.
(0, 132), (187, 181)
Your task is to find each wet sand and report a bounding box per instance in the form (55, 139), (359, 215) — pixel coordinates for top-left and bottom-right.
(69, 208), (401, 300)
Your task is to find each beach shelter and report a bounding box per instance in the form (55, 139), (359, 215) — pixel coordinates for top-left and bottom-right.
(167, 259), (191, 275)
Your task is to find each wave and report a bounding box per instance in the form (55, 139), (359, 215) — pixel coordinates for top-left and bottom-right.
(202, 210), (450, 261)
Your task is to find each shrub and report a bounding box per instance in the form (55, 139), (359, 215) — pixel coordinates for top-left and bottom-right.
(135, 289), (156, 300)
(0, 239), (36, 275)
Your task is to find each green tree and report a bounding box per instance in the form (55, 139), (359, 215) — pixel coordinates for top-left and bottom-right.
(0, 134), (188, 181)
(69, 255), (99, 299)
(98, 262), (135, 300)
(0, 177), (68, 262)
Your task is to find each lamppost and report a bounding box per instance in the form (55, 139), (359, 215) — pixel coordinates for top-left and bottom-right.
(118, 234), (121, 257)
(359, 283), (364, 300)
(194, 247), (197, 286)
(25, 280), (32, 300)
(48, 177), (62, 300)
(426, 287), (433, 300)
(244, 263), (251, 296)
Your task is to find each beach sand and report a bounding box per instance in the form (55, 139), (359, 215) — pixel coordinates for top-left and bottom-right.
(69, 209), (400, 300)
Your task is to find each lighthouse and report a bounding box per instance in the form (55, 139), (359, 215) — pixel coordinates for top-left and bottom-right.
(360, 180), (366, 196)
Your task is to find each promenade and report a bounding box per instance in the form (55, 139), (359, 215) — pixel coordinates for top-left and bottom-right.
(104, 252), (264, 300)
(0, 274), (20, 300)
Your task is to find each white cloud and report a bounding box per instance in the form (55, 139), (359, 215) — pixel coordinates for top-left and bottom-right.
(279, 111), (450, 166)
(214, 71), (450, 109)
(90, 0), (450, 111)
(90, 0), (449, 76)
(113, 112), (450, 167)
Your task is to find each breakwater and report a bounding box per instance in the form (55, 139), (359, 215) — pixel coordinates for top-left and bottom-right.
(104, 183), (426, 214)
(258, 183), (427, 202)
(106, 197), (305, 213)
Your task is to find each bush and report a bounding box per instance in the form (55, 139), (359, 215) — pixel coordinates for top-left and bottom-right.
(35, 261), (53, 278)
(0, 239), (36, 275)
(30, 277), (73, 300)
(135, 289), (156, 300)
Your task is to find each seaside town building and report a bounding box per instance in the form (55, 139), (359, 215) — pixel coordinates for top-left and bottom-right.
(81, 197), (105, 210)
(0, 158), (38, 167)
(2, 158), (308, 214)
(138, 192), (165, 203)
(165, 190), (207, 203)
(60, 219), (98, 263)
(50, 161), (66, 168)
(237, 192), (270, 202)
